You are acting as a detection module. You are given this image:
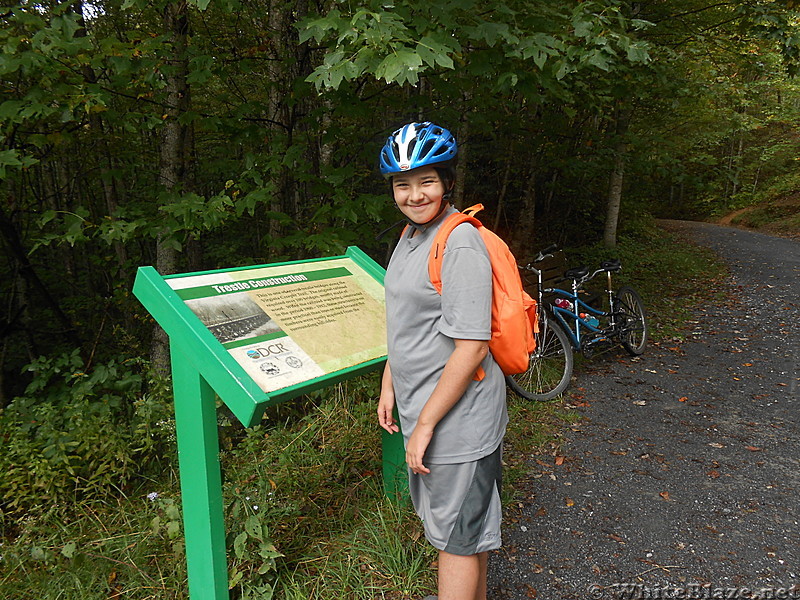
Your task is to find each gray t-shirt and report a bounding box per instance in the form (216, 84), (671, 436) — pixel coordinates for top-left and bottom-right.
(385, 206), (508, 464)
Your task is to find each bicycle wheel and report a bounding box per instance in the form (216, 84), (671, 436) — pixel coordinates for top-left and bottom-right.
(615, 286), (648, 355)
(507, 317), (573, 401)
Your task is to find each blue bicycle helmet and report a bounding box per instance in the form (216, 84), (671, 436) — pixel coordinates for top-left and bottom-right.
(379, 121), (457, 178)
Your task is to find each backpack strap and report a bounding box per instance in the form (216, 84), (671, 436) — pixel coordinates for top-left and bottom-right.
(463, 203), (485, 218)
(428, 212), (482, 294)
(428, 207), (490, 382)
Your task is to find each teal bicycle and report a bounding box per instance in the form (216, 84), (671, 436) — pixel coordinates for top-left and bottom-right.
(507, 246), (648, 401)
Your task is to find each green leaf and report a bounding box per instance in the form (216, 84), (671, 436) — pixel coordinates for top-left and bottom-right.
(228, 567), (243, 589)
(233, 531), (248, 559)
(626, 43), (650, 64)
(166, 520), (181, 539)
(258, 541), (282, 560)
(244, 514), (263, 541)
(587, 51), (610, 71)
(61, 541), (77, 558)
(31, 546), (47, 561)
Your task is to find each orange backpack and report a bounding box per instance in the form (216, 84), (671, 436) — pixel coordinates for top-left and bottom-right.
(422, 204), (538, 376)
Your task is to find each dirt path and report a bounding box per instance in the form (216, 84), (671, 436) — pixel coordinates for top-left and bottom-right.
(489, 221), (800, 600)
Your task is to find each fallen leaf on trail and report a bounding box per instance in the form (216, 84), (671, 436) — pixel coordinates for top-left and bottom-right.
(678, 396), (688, 402)
(565, 497), (575, 507)
(633, 400), (647, 406)
(659, 491), (672, 501)
(745, 446), (763, 452)
(535, 507), (547, 517)
(555, 456), (565, 466)
(526, 584), (538, 598)
(709, 442), (725, 448)
(743, 363), (753, 367)
(707, 470), (721, 479)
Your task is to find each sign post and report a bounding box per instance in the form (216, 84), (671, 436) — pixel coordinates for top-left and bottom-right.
(133, 246), (405, 600)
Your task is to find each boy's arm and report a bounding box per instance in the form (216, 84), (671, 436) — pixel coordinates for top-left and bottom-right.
(405, 339), (488, 475)
(378, 362), (400, 434)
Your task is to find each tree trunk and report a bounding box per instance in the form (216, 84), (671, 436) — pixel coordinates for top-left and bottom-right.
(454, 117), (469, 210)
(74, 0), (128, 275)
(151, 0), (191, 377)
(493, 143), (513, 231)
(513, 166), (537, 257)
(603, 106), (631, 249)
(0, 205), (81, 349)
(265, 0), (291, 254)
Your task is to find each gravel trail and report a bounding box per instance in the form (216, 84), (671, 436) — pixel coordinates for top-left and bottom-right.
(489, 221), (800, 600)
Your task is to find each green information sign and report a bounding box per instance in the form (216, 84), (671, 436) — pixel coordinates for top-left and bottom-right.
(133, 247), (405, 600)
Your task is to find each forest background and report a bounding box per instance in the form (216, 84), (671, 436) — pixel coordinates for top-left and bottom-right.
(2, 0), (800, 599)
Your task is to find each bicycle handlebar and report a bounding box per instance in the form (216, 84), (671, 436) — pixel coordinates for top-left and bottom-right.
(519, 244), (560, 271)
(569, 260), (623, 287)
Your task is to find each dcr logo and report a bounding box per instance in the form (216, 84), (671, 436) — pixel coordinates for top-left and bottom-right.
(247, 343), (288, 359)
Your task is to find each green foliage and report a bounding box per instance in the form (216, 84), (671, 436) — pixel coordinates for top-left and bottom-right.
(227, 509), (283, 598)
(299, 0), (652, 92)
(0, 351), (174, 515)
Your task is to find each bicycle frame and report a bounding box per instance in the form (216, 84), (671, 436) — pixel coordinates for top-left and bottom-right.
(548, 270), (620, 352)
(524, 262), (562, 358)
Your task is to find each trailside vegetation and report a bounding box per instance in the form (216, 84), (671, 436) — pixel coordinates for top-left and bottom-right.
(0, 0), (793, 597)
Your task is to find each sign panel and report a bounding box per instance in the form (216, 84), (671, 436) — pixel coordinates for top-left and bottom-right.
(164, 255), (387, 395)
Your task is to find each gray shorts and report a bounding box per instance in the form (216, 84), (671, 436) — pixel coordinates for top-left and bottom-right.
(408, 443), (503, 555)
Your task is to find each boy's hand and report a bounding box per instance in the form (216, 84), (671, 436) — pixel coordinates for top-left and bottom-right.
(378, 392), (400, 434)
(406, 424), (433, 475)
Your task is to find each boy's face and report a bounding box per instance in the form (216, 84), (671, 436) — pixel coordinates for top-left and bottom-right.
(391, 166), (446, 225)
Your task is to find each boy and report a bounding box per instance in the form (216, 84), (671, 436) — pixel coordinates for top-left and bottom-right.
(377, 122), (507, 600)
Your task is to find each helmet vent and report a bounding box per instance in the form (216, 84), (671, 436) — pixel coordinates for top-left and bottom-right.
(406, 139), (417, 160)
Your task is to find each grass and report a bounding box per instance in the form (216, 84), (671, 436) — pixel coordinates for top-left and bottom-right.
(0, 223), (726, 600)
(729, 196), (800, 238)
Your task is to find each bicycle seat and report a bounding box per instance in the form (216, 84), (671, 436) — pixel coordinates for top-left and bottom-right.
(601, 259), (621, 272)
(564, 266), (589, 280)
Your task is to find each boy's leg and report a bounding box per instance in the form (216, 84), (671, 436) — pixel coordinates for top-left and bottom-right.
(437, 550), (488, 600)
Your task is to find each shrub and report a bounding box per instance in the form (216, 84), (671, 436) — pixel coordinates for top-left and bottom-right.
(0, 350), (174, 516)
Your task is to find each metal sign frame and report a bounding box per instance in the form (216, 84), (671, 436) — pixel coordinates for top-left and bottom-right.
(133, 246), (405, 600)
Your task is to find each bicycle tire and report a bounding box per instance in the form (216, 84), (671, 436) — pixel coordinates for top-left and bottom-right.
(507, 317), (573, 401)
(615, 286), (648, 356)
